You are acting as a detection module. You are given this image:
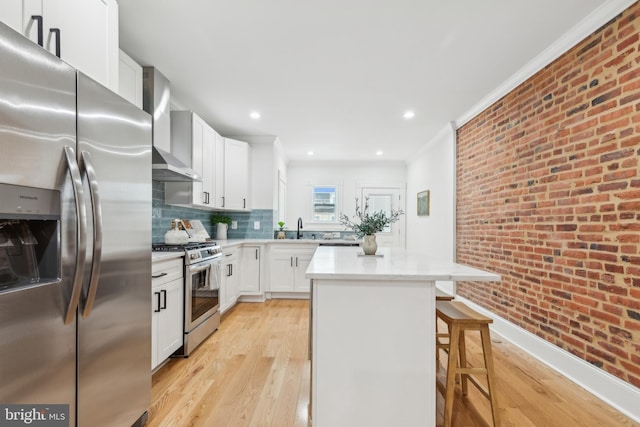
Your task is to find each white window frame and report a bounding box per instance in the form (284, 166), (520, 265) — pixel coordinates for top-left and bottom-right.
(311, 185), (339, 224)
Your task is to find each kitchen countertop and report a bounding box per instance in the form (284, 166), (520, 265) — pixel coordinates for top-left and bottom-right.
(306, 246), (500, 282)
(217, 238), (361, 248)
(150, 238), (361, 259)
(307, 245), (500, 427)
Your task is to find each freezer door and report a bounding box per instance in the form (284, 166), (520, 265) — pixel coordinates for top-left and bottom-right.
(76, 73), (152, 427)
(0, 22), (77, 425)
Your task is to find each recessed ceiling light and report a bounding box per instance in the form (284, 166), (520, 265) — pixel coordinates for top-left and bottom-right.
(376, 150), (384, 156)
(307, 151), (314, 156)
(250, 111), (261, 119)
(403, 110), (415, 119)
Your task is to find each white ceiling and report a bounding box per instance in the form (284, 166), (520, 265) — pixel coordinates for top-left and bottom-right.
(118, 0), (609, 163)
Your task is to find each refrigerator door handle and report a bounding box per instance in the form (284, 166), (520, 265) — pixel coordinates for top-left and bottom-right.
(64, 145), (87, 325)
(81, 151), (103, 318)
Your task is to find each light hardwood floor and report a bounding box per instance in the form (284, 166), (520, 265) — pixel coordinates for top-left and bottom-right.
(147, 300), (638, 427)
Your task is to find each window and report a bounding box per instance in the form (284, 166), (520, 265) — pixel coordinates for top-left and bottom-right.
(312, 186), (337, 222)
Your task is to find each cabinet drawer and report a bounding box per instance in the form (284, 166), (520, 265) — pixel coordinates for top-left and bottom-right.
(152, 258), (183, 287)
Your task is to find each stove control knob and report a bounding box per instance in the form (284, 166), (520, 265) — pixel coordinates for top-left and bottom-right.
(190, 253), (198, 260)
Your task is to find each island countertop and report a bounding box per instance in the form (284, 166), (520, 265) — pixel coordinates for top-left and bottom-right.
(305, 246), (500, 282)
(307, 246), (500, 427)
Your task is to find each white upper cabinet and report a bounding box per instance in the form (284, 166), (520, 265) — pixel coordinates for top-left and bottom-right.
(0, 0), (119, 92)
(223, 138), (250, 211)
(213, 133), (225, 209)
(165, 111), (219, 209)
(163, 114), (251, 212)
(118, 49), (142, 108)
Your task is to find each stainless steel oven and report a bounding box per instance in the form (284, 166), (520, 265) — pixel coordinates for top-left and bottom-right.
(152, 242), (222, 356)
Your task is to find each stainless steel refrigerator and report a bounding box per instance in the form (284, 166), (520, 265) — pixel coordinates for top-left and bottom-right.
(0, 22), (152, 427)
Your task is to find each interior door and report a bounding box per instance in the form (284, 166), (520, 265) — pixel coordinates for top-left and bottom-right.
(361, 187), (405, 248)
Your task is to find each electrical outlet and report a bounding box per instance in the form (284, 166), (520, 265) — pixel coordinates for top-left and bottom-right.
(254, 221), (260, 230)
(231, 221), (238, 229)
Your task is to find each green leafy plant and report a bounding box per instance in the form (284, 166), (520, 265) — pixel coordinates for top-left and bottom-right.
(277, 221), (285, 230)
(211, 215), (232, 226)
(339, 197), (403, 238)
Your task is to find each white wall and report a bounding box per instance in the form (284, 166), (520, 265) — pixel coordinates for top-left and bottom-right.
(406, 122), (456, 261)
(406, 122), (456, 293)
(286, 162), (406, 231)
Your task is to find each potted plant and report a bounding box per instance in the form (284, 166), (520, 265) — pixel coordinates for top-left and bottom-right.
(276, 221), (286, 239)
(211, 215), (232, 240)
(339, 198), (403, 255)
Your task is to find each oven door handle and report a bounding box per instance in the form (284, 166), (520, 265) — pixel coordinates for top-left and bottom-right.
(190, 263), (213, 290)
(189, 263), (211, 275)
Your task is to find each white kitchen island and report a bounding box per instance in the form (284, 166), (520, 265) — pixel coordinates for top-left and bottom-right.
(305, 246), (500, 427)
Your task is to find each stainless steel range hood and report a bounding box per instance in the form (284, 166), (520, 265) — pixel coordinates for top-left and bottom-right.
(151, 147), (200, 181)
(142, 67), (200, 182)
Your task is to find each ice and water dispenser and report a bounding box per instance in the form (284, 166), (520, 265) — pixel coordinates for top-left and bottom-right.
(0, 183), (60, 293)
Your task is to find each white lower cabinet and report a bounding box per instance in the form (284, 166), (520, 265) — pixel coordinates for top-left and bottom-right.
(151, 257), (184, 370)
(220, 248), (239, 314)
(268, 245), (315, 295)
(240, 246), (261, 294)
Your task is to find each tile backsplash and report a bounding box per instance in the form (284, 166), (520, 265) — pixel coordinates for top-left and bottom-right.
(152, 180), (274, 243)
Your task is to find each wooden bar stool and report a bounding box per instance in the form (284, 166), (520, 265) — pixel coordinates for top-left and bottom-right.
(436, 288), (455, 301)
(435, 288), (454, 362)
(436, 300), (500, 427)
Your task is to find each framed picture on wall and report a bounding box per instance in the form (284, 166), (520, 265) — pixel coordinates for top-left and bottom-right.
(417, 190), (430, 216)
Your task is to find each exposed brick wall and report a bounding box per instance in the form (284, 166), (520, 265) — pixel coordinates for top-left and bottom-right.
(456, 3), (640, 387)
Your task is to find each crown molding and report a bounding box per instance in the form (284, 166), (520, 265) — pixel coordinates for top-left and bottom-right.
(455, 0), (638, 128)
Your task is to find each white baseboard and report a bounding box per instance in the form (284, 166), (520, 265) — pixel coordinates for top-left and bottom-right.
(457, 296), (640, 423)
(237, 294), (266, 303)
(265, 291), (310, 300)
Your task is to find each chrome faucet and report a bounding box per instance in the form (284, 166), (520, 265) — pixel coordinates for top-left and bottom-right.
(297, 217), (303, 239)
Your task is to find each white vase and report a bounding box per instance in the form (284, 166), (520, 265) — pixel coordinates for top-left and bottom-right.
(363, 234), (377, 255)
(216, 223), (228, 240)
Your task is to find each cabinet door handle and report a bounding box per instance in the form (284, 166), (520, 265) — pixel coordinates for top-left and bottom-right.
(160, 290), (167, 310)
(296, 257), (298, 267)
(230, 264), (233, 276)
(31, 15), (43, 47)
(227, 264), (232, 277)
(152, 272), (168, 279)
(255, 249), (258, 260)
(290, 257), (293, 267)
(154, 291), (161, 313)
(49, 28), (61, 58)
(243, 198), (246, 208)
(221, 196), (225, 207)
